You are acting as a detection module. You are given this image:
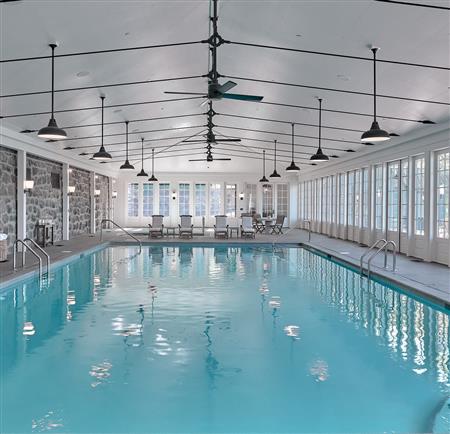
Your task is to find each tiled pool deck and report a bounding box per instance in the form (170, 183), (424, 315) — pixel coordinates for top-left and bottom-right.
(1, 228), (448, 307)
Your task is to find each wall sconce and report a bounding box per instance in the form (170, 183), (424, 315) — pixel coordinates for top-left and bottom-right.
(112, 191), (118, 199)
(239, 192), (244, 200)
(172, 191), (177, 200)
(24, 180), (34, 192)
(67, 185), (76, 195)
(94, 189), (101, 197)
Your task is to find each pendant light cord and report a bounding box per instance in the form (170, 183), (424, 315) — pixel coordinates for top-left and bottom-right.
(50, 44), (56, 119)
(152, 148), (155, 174)
(291, 123), (295, 160)
(318, 98), (322, 150)
(263, 149), (265, 175)
(372, 47), (378, 122)
(274, 139), (277, 168)
(101, 96), (105, 146)
(141, 138), (144, 169)
(125, 121), (129, 158)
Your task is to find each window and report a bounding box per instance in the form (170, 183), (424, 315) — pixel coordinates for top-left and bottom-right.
(327, 177), (333, 223)
(375, 165), (384, 230)
(246, 183), (257, 213)
(339, 174), (346, 225)
(387, 162), (399, 231)
(143, 183), (154, 217)
(362, 168), (369, 228)
(400, 160), (409, 233)
(127, 183), (139, 217)
(179, 183), (190, 215)
(277, 184), (288, 217)
(210, 183), (222, 216)
(225, 184), (237, 217)
(414, 157), (425, 235)
(321, 178), (327, 224)
(195, 184), (206, 217)
(159, 183), (170, 216)
(436, 150), (449, 239)
(354, 170), (361, 228)
(347, 171), (355, 226)
(306, 181), (312, 220)
(262, 184), (274, 217)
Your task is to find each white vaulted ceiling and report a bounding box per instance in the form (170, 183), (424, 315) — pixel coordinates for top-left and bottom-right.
(1, 0), (449, 174)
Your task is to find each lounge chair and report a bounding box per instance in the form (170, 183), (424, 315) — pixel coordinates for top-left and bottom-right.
(270, 215), (286, 234)
(148, 215), (164, 238)
(241, 216), (256, 238)
(253, 213), (265, 233)
(214, 215), (229, 238)
(179, 215), (193, 238)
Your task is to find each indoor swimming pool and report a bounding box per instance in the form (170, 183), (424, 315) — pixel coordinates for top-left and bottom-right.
(1, 245), (449, 433)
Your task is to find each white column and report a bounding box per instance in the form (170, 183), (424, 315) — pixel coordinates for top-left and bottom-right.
(90, 172), (96, 234)
(62, 163), (69, 240)
(407, 156), (414, 256)
(17, 150), (26, 242)
(369, 165), (376, 244)
(289, 180), (298, 228)
(424, 150), (432, 261)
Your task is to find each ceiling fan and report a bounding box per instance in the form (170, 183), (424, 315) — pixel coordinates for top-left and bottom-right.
(164, 0), (263, 103)
(188, 101), (234, 162)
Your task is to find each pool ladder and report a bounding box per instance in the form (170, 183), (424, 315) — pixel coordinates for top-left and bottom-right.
(13, 238), (50, 281)
(360, 239), (397, 279)
(100, 219), (142, 253)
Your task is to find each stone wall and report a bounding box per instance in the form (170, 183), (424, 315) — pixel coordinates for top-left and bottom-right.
(69, 167), (92, 237)
(95, 174), (110, 231)
(0, 146), (17, 252)
(26, 155), (63, 242)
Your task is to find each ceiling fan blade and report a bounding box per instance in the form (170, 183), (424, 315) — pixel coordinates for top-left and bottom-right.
(213, 158), (232, 161)
(222, 93), (264, 102)
(182, 139), (207, 144)
(164, 91), (207, 96)
(215, 138), (241, 142)
(188, 159), (207, 162)
(218, 80), (237, 93)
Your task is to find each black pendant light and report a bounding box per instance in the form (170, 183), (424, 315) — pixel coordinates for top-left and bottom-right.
(259, 150), (269, 182)
(270, 139), (281, 178)
(148, 148), (158, 182)
(361, 47), (390, 143)
(92, 96), (112, 160)
(137, 138), (148, 177)
(38, 44), (67, 140)
(120, 121), (134, 169)
(286, 123), (300, 172)
(310, 98), (329, 162)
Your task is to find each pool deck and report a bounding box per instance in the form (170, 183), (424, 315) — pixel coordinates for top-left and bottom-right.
(1, 228), (449, 307)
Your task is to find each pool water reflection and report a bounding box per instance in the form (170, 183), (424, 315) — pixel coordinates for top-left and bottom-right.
(0, 245), (448, 433)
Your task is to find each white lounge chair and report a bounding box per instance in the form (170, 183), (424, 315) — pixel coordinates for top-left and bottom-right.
(179, 215), (193, 238)
(214, 215), (229, 238)
(148, 215), (164, 238)
(241, 216), (256, 238)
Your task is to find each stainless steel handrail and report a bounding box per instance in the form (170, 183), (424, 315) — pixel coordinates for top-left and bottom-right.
(303, 220), (312, 242)
(100, 219), (142, 253)
(360, 238), (397, 278)
(13, 239), (43, 280)
(24, 238), (50, 276)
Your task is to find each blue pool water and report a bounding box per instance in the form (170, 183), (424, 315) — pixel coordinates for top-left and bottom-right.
(1, 245), (449, 433)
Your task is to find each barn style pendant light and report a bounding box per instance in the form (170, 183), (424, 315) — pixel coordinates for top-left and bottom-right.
(92, 96), (112, 160)
(38, 44), (67, 140)
(259, 150), (269, 182)
(120, 121), (135, 169)
(148, 148), (158, 182)
(310, 98), (329, 161)
(270, 139), (281, 178)
(137, 138), (148, 177)
(361, 47), (390, 143)
(286, 123), (300, 172)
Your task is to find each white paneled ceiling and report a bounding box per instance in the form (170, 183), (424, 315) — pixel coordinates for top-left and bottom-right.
(1, 0), (449, 174)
